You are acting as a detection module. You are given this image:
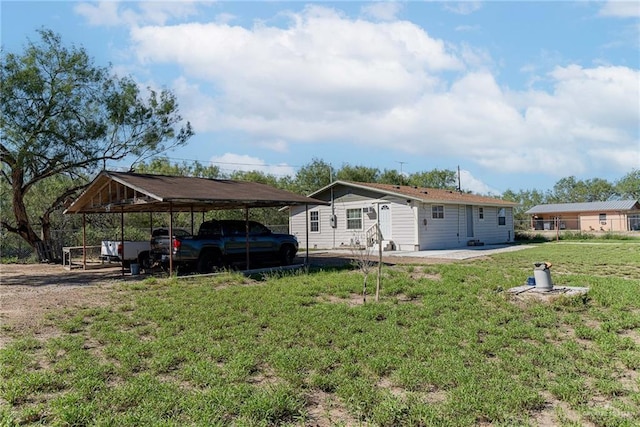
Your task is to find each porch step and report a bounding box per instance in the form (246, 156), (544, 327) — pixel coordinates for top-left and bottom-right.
(373, 240), (395, 251)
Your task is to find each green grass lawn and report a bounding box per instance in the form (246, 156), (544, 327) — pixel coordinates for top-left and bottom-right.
(2, 242), (639, 426)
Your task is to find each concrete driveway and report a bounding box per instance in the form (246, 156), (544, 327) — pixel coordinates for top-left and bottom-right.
(309, 244), (535, 261)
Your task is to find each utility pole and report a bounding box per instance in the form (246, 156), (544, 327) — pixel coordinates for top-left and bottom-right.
(396, 161), (407, 185)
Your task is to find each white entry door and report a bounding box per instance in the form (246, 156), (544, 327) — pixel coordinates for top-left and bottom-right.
(379, 204), (391, 240)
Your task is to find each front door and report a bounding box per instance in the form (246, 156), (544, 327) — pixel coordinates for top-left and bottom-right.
(379, 204), (391, 240)
(466, 205), (474, 238)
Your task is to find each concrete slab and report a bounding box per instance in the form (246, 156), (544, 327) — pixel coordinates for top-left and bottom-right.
(507, 284), (590, 301)
(302, 244), (535, 261)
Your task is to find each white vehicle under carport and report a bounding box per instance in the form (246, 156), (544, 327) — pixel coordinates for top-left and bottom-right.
(100, 240), (150, 268)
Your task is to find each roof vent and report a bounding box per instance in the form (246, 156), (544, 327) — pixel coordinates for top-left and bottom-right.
(422, 191), (428, 194)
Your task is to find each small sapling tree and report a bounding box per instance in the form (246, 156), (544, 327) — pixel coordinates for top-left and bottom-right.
(350, 232), (381, 303)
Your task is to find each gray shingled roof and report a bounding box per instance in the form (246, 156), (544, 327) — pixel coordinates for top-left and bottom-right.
(525, 200), (639, 214)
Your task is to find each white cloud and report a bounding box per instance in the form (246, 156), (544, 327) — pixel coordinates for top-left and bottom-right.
(587, 147), (640, 171)
(459, 170), (500, 196)
(443, 1), (483, 16)
(209, 153), (295, 177)
(130, 6), (462, 135)
(74, 2), (122, 27)
(599, 0), (640, 18)
(75, 1), (200, 27)
(123, 5), (637, 179)
(361, 2), (403, 21)
(455, 25), (480, 32)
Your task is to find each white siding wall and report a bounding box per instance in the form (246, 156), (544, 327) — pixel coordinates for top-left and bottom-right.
(289, 205), (336, 249)
(418, 204), (464, 249)
(290, 198), (419, 250)
(385, 199), (417, 251)
(291, 197), (515, 251)
(473, 206), (515, 244)
(417, 204), (515, 249)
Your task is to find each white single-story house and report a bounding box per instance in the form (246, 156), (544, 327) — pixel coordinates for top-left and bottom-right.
(525, 200), (640, 232)
(289, 181), (519, 251)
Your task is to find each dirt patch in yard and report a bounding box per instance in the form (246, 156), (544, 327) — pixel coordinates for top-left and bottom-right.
(0, 263), (140, 349)
(0, 253), (451, 349)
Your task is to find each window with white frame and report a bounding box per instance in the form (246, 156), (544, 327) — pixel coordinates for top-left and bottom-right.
(432, 205), (444, 219)
(498, 208), (506, 226)
(309, 211), (319, 232)
(599, 213), (607, 224)
(479, 207), (484, 221)
(346, 208), (362, 230)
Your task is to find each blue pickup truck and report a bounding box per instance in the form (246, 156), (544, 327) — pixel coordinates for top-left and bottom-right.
(169, 220), (298, 273)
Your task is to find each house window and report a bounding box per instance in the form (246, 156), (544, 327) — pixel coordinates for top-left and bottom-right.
(309, 211), (319, 233)
(432, 205), (444, 219)
(599, 213), (607, 224)
(479, 207), (484, 220)
(498, 208), (506, 226)
(346, 208), (362, 230)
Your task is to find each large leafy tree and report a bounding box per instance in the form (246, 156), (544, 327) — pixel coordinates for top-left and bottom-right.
(1, 29), (193, 249)
(135, 157), (219, 179)
(378, 168), (406, 186)
(615, 169), (640, 200)
(291, 158), (333, 194)
(336, 164), (380, 183)
(408, 169), (457, 189)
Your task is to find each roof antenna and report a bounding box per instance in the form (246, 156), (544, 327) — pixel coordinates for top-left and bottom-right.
(457, 165), (461, 192)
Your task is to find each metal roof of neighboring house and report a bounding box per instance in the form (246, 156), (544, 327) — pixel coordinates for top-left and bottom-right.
(65, 171), (328, 214)
(308, 181), (519, 207)
(525, 200), (640, 215)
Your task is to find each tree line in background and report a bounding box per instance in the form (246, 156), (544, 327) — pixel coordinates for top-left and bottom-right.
(3, 147), (638, 255)
(2, 29), (639, 257)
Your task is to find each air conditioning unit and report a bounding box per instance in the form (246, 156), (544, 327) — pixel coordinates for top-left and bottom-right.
(362, 206), (374, 214)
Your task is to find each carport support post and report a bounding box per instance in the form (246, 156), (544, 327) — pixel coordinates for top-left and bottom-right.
(245, 206), (250, 270)
(120, 208), (125, 276)
(376, 204), (382, 302)
(82, 213), (87, 270)
(169, 203), (174, 276)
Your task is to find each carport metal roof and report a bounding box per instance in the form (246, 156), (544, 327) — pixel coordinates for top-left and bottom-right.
(64, 170), (328, 214)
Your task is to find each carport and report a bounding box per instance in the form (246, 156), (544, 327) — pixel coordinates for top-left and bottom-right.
(64, 170), (328, 275)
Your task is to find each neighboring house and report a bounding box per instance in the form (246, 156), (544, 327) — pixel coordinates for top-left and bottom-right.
(524, 200), (640, 232)
(289, 181), (519, 251)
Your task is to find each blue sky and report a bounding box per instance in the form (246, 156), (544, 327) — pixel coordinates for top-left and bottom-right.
(2, 1), (639, 195)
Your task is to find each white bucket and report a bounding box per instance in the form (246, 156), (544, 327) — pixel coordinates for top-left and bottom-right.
(130, 263), (140, 275)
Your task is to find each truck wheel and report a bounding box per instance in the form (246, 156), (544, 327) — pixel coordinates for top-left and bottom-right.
(280, 245), (295, 266)
(197, 249), (223, 274)
(138, 251), (151, 271)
